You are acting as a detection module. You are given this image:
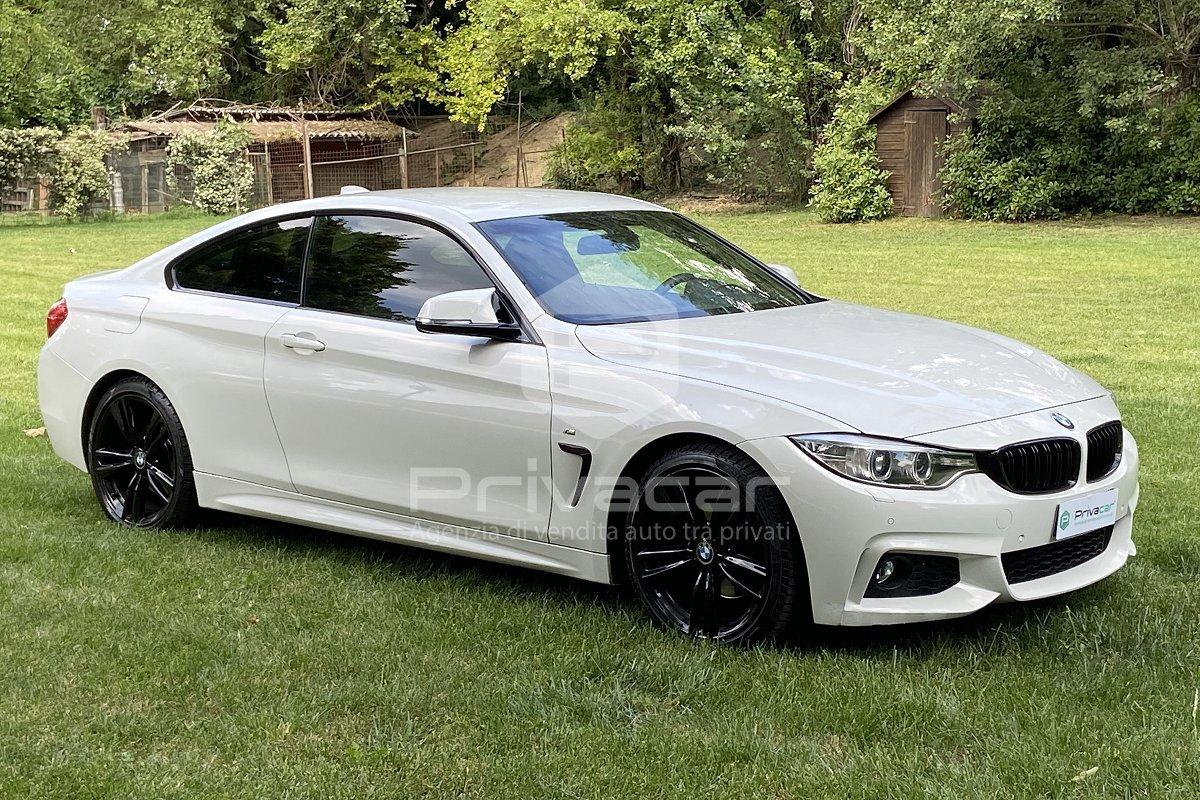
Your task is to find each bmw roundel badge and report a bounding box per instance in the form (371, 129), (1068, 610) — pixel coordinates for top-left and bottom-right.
(1051, 412), (1075, 430)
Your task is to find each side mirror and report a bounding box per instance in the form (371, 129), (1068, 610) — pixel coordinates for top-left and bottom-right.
(415, 288), (522, 341)
(764, 263), (802, 288)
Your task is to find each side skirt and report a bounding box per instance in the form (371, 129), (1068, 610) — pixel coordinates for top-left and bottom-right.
(194, 472), (612, 584)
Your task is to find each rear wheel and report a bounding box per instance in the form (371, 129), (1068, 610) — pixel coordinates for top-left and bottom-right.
(86, 377), (198, 528)
(622, 442), (809, 644)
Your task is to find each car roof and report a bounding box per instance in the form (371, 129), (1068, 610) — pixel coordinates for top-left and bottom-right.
(120, 188), (673, 280)
(315, 187), (667, 222)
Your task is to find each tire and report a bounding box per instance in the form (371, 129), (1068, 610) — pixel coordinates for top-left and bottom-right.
(86, 376), (199, 528)
(622, 442), (811, 645)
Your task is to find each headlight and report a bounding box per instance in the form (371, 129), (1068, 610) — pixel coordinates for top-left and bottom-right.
(790, 434), (978, 489)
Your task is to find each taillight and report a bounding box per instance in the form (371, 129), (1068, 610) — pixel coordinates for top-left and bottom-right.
(46, 298), (68, 338)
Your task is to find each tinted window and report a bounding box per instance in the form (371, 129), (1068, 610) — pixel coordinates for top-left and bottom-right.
(476, 211), (803, 324)
(173, 218), (310, 302)
(304, 215), (494, 322)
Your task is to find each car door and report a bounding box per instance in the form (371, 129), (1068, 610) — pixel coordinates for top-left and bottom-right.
(262, 213), (554, 540)
(149, 216), (312, 491)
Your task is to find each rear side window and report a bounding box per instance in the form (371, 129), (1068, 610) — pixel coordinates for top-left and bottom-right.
(304, 215), (493, 322)
(172, 218), (311, 303)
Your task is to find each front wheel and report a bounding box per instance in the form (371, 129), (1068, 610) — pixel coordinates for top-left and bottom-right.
(86, 376), (198, 528)
(622, 443), (809, 644)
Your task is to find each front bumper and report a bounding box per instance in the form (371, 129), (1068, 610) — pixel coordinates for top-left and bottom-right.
(740, 398), (1139, 626)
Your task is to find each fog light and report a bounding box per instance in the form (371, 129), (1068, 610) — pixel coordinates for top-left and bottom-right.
(864, 552), (959, 598)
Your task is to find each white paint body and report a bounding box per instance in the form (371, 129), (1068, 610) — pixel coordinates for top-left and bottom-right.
(37, 188), (1139, 625)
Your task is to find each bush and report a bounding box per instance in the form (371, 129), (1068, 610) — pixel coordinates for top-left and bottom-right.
(1138, 98), (1200, 215)
(166, 121), (254, 214)
(49, 128), (125, 218)
(545, 120), (643, 193)
(940, 133), (1081, 222)
(940, 65), (1200, 220)
(0, 127), (57, 190)
(809, 83), (894, 222)
(666, 8), (827, 202)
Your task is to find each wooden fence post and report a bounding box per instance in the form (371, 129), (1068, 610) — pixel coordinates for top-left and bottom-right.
(300, 113), (314, 199)
(139, 162), (149, 213)
(514, 90), (523, 188)
(400, 129), (409, 189)
(37, 180), (51, 217)
(264, 145), (274, 205)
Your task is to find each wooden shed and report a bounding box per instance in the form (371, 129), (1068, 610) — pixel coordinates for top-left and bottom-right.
(868, 90), (967, 217)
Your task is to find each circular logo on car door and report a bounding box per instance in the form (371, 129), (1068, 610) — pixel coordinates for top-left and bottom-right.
(1051, 412), (1075, 430)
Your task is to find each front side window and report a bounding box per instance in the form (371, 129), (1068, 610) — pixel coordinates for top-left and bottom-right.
(476, 211), (804, 324)
(304, 215), (494, 322)
(173, 218), (310, 303)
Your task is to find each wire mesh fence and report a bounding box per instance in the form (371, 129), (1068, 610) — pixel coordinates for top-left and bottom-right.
(1, 113), (557, 217)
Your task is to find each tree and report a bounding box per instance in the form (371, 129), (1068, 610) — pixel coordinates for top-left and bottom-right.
(40, 0), (265, 114)
(260, 0), (441, 107)
(437, 0), (856, 197)
(815, 0), (1200, 219)
(0, 0), (85, 126)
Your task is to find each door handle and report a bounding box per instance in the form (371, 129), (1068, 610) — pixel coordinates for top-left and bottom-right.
(279, 332), (325, 352)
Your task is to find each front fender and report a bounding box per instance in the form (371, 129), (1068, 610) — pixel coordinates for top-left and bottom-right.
(540, 322), (853, 554)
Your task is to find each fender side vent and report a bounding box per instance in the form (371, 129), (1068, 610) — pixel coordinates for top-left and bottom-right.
(558, 443), (592, 507)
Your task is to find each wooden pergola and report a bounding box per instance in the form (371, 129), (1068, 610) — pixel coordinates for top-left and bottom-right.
(111, 101), (416, 210)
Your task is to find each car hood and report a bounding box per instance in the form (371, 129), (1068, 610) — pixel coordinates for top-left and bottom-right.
(574, 301), (1107, 439)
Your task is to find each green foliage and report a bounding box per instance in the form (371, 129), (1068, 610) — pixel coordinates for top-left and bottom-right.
(857, 0), (1200, 220)
(166, 122), (254, 215)
(663, 6), (840, 200)
(857, 0), (1059, 91)
(545, 117), (643, 193)
(370, 25), (444, 110)
(439, 0), (849, 196)
(810, 82), (894, 222)
(38, 0), (264, 116)
(3, 0), (1200, 221)
(48, 128), (124, 218)
(0, 0), (86, 127)
(1153, 101), (1200, 214)
(928, 2), (1200, 221)
(435, 0), (629, 129)
(943, 93), (1200, 221)
(0, 127), (57, 188)
(261, 0), (441, 107)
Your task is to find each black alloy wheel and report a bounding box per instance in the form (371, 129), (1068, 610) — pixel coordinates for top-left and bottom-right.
(87, 377), (197, 528)
(623, 443), (809, 644)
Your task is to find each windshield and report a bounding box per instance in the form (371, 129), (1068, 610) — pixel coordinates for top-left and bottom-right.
(475, 211), (805, 324)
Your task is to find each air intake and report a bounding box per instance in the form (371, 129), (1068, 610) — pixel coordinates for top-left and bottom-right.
(980, 438), (1081, 494)
(1086, 421), (1123, 482)
(1002, 526), (1113, 584)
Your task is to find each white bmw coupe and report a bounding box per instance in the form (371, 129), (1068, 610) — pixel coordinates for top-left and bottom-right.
(38, 188), (1139, 643)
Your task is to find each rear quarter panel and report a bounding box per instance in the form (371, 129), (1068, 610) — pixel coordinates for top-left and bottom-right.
(44, 274), (296, 491)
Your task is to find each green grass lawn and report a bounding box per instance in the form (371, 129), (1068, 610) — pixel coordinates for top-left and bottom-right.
(2, 211), (1199, 798)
